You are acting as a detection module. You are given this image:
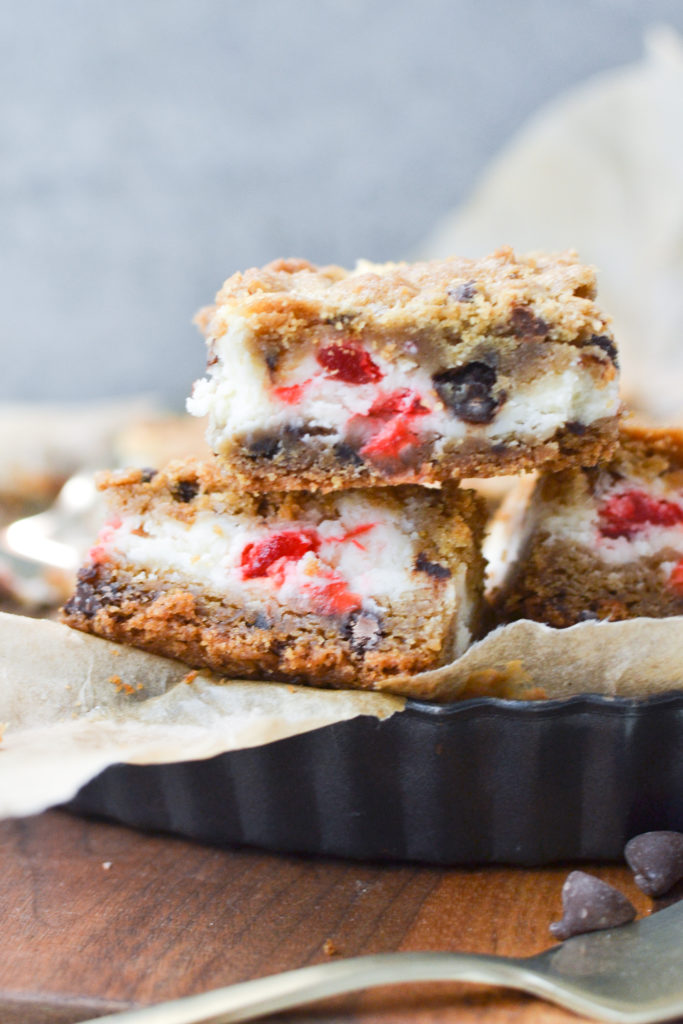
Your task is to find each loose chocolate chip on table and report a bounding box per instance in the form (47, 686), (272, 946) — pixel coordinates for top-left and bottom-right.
(173, 479), (199, 503)
(625, 831), (683, 897)
(432, 362), (504, 424)
(549, 871), (636, 941)
(415, 552), (452, 580)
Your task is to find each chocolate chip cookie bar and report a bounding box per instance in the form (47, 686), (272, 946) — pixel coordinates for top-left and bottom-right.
(188, 249), (620, 491)
(61, 460), (486, 692)
(493, 421), (683, 625)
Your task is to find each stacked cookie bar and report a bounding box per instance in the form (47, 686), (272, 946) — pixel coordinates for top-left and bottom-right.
(63, 248), (622, 691)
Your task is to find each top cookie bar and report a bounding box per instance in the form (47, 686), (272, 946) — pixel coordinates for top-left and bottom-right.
(188, 249), (620, 491)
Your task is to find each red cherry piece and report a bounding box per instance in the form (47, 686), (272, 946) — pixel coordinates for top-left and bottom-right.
(598, 489), (683, 539)
(360, 415), (421, 459)
(368, 388), (428, 417)
(272, 382), (310, 405)
(317, 344), (383, 385)
(88, 517), (122, 565)
(302, 571), (362, 615)
(241, 529), (320, 579)
(669, 559), (683, 593)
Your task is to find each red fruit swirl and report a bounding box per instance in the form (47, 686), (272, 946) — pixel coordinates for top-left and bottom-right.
(316, 343), (383, 385)
(88, 517), (122, 565)
(669, 559), (683, 593)
(598, 489), (683, 539)
(240, 528), (320, 579)
(301, 570), (362, 615)
(360, 389), (429, 459)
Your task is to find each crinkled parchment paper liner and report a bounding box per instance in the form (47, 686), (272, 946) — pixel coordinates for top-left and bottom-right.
(2, 611), (683, 819)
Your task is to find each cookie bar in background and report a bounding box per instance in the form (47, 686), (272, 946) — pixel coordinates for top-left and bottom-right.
(61, 461), (486, 692)
(492, 420), (683, 625)
(188, 249), (621, 491)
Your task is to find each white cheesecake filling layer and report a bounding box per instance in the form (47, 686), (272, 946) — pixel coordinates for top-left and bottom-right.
(187, 326), (619, 455)
(538, 480), (683, 567)
(94, 496), (459, 621)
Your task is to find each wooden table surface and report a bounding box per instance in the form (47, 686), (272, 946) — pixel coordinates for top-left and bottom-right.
(2, 810), (673, 1024)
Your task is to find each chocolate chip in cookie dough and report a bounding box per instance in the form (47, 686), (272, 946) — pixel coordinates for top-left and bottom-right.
(64, 565), (122, 619)
(588, 334), (619, 367)
(415, 552), (452, 580)
(247, 434), (282, 460)
(344, 610), (382, 655)
(333, 442), (364, 466)
(509, 306), (549, 338)
(625, 831), (683, 897)
(173, 479), (199, 503)
(140, 467), (158, 483)
(448, 280), (477, 302)
(549, 871), (636, 941)
(433, 362), (504, 424)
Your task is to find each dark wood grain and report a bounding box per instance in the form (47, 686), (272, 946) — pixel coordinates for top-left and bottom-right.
(0, 811), (654, 1023)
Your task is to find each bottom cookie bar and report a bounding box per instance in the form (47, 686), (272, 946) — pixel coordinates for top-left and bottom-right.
(493, 420), (683, 626)
(61, 461), (485, 692)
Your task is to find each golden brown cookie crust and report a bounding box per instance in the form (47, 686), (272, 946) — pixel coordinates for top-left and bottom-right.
(199, 248), (613, 348)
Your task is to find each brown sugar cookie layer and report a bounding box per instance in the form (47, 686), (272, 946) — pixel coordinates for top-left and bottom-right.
(187, 249), (621, 491)
(61, 460), (486, 693)
(493, 420), (683, 626)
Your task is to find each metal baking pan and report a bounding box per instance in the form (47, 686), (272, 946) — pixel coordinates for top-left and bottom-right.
(65, 692), (683, 865)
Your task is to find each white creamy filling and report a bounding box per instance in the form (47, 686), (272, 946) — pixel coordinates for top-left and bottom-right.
(97, 500), (448, 616)
(188, 331), (619, 453)
(539, 482), (683, 567)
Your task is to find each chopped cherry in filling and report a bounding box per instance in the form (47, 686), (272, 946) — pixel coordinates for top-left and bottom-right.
(669, 559), (683, 593)
(300, 568), (362, 615)
(88, 517), (122, 565)
(358, 389), (429, 459)
(316, 343), (383, 385)
(598, 490), (683, 539)
(272, 382), (311, 405)
(240, 528), (320, 579)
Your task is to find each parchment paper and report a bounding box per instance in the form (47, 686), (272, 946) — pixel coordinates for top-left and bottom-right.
(2, 611), (683, 820)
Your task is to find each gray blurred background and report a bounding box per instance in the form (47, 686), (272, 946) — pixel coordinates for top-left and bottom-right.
(3, 0), (683, 406)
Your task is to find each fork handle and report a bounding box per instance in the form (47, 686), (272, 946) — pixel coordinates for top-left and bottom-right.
(78, 951), (534, 1024)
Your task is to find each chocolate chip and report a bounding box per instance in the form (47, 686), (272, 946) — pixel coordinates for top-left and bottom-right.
(251, 612), (272, 630)
(577, 609), (600, 621)
(140, 467), (157, 482)
(566, 421), (587, 436)
(265, 348), (280, 372)
(344, 610), (382, 655)
(333, 442), (364, 466)
(509, 306), (549, 338)
(415, 553), (452, 580)
(64, 566), (121, 619)
(433, 362), (505, 424)
(549, 871), (636, 941)
(248, 434), (282, 460)
(625, 831), (683, 897)
(173, 479), (199, 503)
(448, 280), (477, 302)
(589, 334), (619, 368)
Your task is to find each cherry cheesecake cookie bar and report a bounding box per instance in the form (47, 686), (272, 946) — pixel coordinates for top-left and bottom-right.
(61, 460), (486, 691)
(188, 249), (621, 491)
(493, 421), (683, 625)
